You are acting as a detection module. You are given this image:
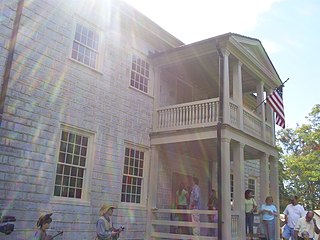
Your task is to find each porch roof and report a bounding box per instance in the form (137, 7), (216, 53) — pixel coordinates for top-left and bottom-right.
(149, 32), (282, 92)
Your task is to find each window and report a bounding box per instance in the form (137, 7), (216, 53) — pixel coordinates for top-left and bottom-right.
(248, 178), (256, 196)
(71, 23), (99, 69)
(130, 55), (150, 93)
(53, 130), (90, 199)
(230, 174), (234, 201)
(121, 146), (145, 204)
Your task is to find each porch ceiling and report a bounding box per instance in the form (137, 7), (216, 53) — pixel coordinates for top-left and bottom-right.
(159, 139), (264, 161)
(159, 51), (258, 96)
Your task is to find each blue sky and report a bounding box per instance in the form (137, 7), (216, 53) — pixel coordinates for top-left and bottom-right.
(124, 0), (320, 129)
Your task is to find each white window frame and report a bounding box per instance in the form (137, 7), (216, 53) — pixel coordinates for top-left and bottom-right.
(70, 18), (102, 71)
(51, 124), (94, 203)
(120, 143), (149, 207)
(248, 177), (256, 196)
(129, 52), (152, 95)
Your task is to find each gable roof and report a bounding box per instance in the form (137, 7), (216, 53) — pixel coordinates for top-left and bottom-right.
(150, 32), (282, 88)
(229, 33), (282, 85)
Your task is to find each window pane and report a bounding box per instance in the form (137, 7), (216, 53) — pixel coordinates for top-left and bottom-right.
(60, 142), (67, 152)
(61, 131), (68, 141)
(76, 178), (83, 188)
(55, 175), (62, 185)
(59, 153), (66, 163)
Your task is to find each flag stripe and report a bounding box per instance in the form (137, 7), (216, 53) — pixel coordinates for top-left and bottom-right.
(267, 85), (285, 128)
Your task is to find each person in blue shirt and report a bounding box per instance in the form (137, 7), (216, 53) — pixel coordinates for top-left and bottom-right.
(259, 196), (278, 240)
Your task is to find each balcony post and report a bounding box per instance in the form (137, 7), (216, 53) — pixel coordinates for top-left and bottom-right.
(232, 61), (243, 130)
(256, 81), (266, 140)
(146, 145), (160, 239)
(153, 68), (161, 131)
(221, 137), (232, 239)
(267, 88), (276, 146)
(232, 142), (246, 240)
(222, 50), (230, 124)
(270, 156), (280, 239)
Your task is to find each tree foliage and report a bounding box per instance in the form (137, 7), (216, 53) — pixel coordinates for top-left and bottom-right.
(277, 104), (320, 210)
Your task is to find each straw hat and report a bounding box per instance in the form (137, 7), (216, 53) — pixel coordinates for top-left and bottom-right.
(37, 213), (53, 227)
(99, 204), (116, 216)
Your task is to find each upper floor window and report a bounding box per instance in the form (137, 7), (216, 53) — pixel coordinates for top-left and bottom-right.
(248, 178), (256, 196)
(130, 55), (150, 93)
(71, 23), (100, 69)
(53, 128), (92, 200)
(121, 146), (146, 204)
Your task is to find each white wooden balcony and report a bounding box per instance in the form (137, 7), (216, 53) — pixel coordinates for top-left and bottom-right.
(155, 98), (273, 145)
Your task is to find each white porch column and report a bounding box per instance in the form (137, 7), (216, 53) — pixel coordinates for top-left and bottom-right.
(222, 50), (230, 124)
(232, 142), (246, 240)
(233, 61), (243, 130)
(265, 88), (273, 145)
(146, 145), (160, 239)
(256, 81), (266, 140)
(270, 156), (280, 239)
(259, 153), (270, 205)
(221, 137), (231, 239)
(268, 88), (276, 146)
(152, 67), (161, 131)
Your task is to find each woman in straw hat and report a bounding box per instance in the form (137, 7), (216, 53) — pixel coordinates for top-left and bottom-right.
(32, 213), (53, 240)
(96, 204), (124, 240)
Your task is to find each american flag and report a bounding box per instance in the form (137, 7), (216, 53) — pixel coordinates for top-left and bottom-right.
(267, 85), (285, 128)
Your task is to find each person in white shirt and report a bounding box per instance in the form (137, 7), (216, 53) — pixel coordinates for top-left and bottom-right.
(283, 195), (305, 240)
(294, 211), (320, 240)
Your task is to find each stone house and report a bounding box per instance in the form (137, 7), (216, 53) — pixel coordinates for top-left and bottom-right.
(0, 0), (281, 239)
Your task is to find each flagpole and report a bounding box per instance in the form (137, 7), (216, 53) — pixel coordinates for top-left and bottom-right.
(252, 78), (289, 113)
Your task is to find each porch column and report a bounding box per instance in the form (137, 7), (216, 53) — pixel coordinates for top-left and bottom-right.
(222, 50), (230, 124)
(268, 88), (276, 146)
(146, 145), (160, 239)
(232, 61), (243, 130)
(270, 156), (280, 239)
(152, 67), (161, 131)
(232, 142), (245, 240)
(221, 137), (231, 239)
(265, 88), (273, 145)
(256, 81), (266, 140)
(259, 153), (269, 205)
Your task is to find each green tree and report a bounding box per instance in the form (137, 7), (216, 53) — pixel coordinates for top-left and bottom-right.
(277, 104), (320, 210)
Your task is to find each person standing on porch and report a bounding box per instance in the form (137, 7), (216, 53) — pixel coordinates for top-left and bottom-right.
(245, 189), (257, 240)
(282, 195), (305, 240)
(259, 196), (278, 240)
(207, 189), (218, 236)
(190, 176), (201, 236)
(175, 182), (189, 234)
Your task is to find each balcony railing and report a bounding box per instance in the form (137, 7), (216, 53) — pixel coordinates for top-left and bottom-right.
(157, 98), (219, 131)
(155, 98), (274, 143)
(150, 208), (240, 239)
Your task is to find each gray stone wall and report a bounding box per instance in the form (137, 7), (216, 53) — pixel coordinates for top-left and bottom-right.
(0, 0), (175, 239)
